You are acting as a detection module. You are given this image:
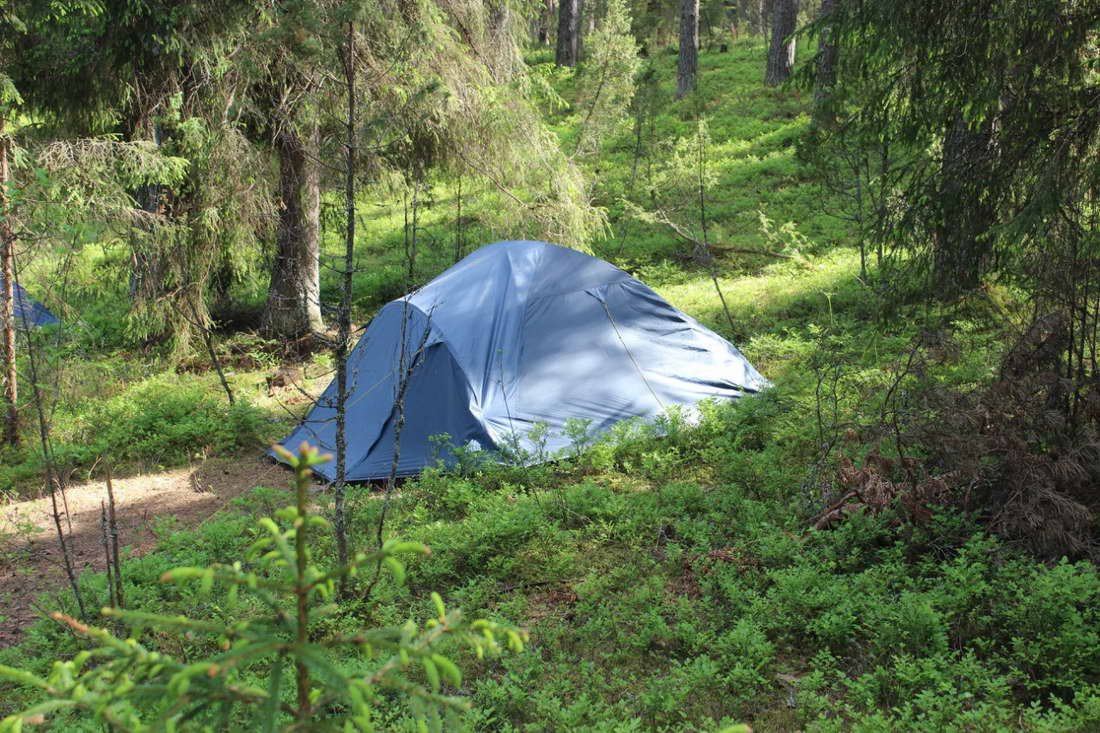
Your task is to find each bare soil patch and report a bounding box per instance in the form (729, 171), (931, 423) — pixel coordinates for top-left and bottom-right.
(0, 454), (288, 647)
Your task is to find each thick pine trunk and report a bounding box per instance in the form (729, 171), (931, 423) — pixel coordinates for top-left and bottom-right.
(934, 114), (996, 296)
(556, 0), (579, 66)
(765, 0), (797, 86)
(1, 117), (17, 448)
(811, 0), (837, 123)
(676, 0), (699, 98)
(261, 120), (323, 338)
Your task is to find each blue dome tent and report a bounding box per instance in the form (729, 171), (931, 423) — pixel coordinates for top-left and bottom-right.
(274, 240), (769, 481)
(3, 277), (60, 329)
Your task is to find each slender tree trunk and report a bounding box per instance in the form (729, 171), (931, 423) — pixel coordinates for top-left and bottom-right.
(262, 120), (323, 338)
(105, 464), (124, 609)
(186, 296), (234, 405)
(17, 262), (86, 618)
(293, 443), (311, 721)
(556, 0), (579, 66)
(0, 117), (17, 448)
(644, 0), (663, 48)
(811, 0), (837, 124)
(765, 0), (797, 86)
(580, 0), (597, 58)
(934, 114), (996, 296)
(100, 502), (116, 608)
(333, 21), (356, 588)
(454, 173), (464, 264)
(490, 1), (511, 45)
(404, 180), (421, 282)
(129, 123), (163, 304)
(758, 0), (771, 44)
(695, 125), (736, 333)
(676, 0), (700, 98)
(538, 0), (556, 44)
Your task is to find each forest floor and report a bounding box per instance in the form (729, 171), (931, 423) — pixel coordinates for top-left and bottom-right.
(0, 455), (286, 644)
(2, 39), (1099, 731)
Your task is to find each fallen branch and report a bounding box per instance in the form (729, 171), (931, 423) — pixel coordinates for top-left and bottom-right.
(651, 209), (792, 261)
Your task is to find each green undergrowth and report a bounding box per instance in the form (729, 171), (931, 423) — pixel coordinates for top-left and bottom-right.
(321, 37), (843, 317)
(3, 37), (838, 496)
(4, 392), (1099, 731)
(3, 30), (1098, 732)
(0, 369), (272, 494)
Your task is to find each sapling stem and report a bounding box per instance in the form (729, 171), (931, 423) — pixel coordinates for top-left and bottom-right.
(100, 501), (116, 609)
(105, 463), (124, 609)
(293, 444), (312, 722)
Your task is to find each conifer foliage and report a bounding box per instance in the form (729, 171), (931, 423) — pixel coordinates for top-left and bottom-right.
(0, 443), (523, 732)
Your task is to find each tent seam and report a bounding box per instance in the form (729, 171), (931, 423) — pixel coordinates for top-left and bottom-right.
(592, 288), (668, 412)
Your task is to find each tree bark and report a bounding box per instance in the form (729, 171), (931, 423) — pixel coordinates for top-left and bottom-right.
(934, 114), (997, 296)
(765, 0), (797, 86)
(582, 0), (597, 57)
(333, 20), (356, 591)
(758, 0), (771, 45)
(556, 0), (579, 66)
(676, 0), (700, 98)
(538, 0), (556, 44)
(128, 122), (164, 305)
(811, 0), (837, 124)
(261, 120), (323, 338)
(0, 117), (17, 448)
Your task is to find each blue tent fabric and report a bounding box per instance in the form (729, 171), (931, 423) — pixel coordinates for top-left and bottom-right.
(275, 240), (769, 481)
(2, 278), (60, 328)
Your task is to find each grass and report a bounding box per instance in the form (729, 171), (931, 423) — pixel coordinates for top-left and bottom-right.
(6, 398), (1100, 730)
(2, 33), (1099, 733)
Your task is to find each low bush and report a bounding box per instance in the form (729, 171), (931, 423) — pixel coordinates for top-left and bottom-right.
(0, 373), (267, 494)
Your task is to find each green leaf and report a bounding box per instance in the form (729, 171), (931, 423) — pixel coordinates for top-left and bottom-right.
(0, 665), (50, 691)
(421, 657), (440, 693)
(260, 655), (283, 733)
(431, 654), (461, 687)
(160, 567), (206, 584)
(385, 541), (429, 555)
(271, 444), (297, 466)
(383, 556), (406, 585)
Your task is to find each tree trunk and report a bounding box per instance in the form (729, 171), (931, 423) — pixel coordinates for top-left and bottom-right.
(643, 0), (663, 49)
(333, 19), (357, 593)
(556, 0), (579, 66)
(676, 0), (700, 98)
(0, 117), (17, 448)
(454, 173), (465, 264)
(129, 123), (164, 304)
(765, 0), (797, 86)
(758, 0), (771, 44)
(811, 0), (837, 124)
(261, 120), (323, 338)
(490, 1), (511, 42)
(582, 0), (597, 56)
(538, 0), (556, 44)
(934, 114), (997, 296)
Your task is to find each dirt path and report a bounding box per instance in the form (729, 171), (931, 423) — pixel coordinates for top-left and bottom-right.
(0, 454), (289, 647)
